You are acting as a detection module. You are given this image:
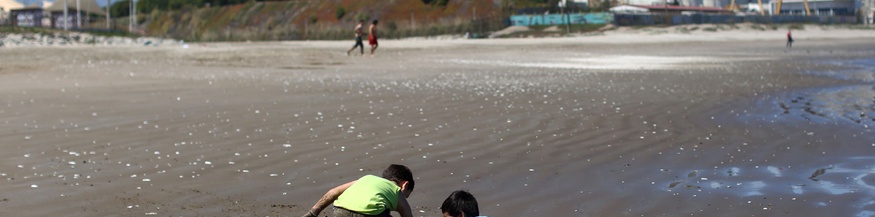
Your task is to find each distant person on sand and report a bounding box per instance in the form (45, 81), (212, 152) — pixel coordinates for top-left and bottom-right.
(441, 190), (480, 217)
(347, 20), (366, 56)
(368, 20), (379, 57)
(301, 164), (415, 217)
(786, 31), (793, 48)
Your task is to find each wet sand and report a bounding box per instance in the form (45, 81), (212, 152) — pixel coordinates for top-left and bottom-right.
(1, 33), (875, 216)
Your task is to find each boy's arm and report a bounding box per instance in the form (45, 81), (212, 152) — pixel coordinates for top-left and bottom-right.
(303, 180), (355, 217)
(394, 192), (414, 217)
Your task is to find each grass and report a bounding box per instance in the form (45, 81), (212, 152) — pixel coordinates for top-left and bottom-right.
(751, 24), (766, 31)
(0, 26), (57, 35)
(525, 24), (607, 32)
(0, 26), (135, 38)
(787, 24), (805, 30)
(491, 23), (608, 38)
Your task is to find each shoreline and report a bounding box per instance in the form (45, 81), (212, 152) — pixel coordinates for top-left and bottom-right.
(1, 23), (873, 48)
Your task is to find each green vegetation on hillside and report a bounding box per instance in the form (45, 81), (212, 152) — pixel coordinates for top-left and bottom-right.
(110, 0), (253, 17)
(135, 0), (510, 41)
(113, 0), (570, 17)
(107, 0), (609, 41)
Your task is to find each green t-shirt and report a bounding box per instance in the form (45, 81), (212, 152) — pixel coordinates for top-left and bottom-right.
(333, 175), (401, 215)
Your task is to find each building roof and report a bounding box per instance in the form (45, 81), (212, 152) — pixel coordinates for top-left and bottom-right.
(627, 4), (729, 12)
(45, 0), (104, 15)
(610, 5), (651, 13)
(0, 0), (24, 13)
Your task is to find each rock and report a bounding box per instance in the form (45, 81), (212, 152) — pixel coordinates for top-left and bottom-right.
(0, 32), (176, 48)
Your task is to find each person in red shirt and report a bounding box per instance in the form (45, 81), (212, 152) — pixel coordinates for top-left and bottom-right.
(368, 20), (379, 57)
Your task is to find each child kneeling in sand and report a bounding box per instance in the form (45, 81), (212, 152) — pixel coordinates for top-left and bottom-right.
(302, 164), (415, 217)
(441, 190), (480, 217)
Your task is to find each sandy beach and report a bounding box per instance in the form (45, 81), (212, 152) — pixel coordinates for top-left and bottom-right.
(1, 25), (875, 216)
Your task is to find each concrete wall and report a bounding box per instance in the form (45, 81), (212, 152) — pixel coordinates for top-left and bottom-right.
(771, 1), (856, 15)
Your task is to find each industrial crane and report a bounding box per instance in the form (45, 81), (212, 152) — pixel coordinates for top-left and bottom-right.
(728, 0), (767, 15)
(732, 0), (811, 15)
(775, 0), (812, 15)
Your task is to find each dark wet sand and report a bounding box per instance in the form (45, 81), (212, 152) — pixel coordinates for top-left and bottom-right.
(1, 37), (875, 217)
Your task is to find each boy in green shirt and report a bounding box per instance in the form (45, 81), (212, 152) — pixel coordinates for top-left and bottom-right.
(302, 164), (415, 217)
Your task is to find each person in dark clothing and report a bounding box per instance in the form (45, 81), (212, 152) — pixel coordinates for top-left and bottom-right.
(347, 20), (366, 56)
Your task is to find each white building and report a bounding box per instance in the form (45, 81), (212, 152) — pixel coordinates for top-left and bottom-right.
(860, 0), (874, 24)
(0, 0), (24, 24)
(768, 0), (856, 15)
(559, 0), (591, 8)
(0, 0), (23, 13)
(624, 0), (733, 8)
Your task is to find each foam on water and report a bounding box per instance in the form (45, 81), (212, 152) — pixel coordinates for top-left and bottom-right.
(448, 55), (712, 70)
(746, 58), (875, 128)
(662, 156), (875, 214)
(811, 58), (875, 82)
(660, 59), (875, 215)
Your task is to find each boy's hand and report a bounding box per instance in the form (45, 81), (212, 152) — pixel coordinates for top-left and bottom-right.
(301, 211), (318, 217)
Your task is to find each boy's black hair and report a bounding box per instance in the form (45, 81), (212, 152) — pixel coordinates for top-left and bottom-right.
(372, 20), (379, 25)
(381, 164), (414, 191)
(441, 190), (479, 217)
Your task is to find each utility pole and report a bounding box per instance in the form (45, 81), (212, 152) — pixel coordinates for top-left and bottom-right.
(664, 0), (668, 14)
(133, 0), (137, 32)
(129, 0), (132, 31)
(559, 0), (569, 33)
(76, 0), (81, 29)
(106, 0), (110, 29)
(63, 0), (68, 31)
(473, 7), (478, 35)
(129, 0), (136, 32)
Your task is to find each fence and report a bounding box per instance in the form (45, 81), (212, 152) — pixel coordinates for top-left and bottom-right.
(614, 14), (858, 26)
(0, 11), (8, 26)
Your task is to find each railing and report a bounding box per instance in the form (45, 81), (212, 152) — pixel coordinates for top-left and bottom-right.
(613, 14), (858, 26)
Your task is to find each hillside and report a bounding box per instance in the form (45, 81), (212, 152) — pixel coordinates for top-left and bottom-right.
(136, 0), (510, 41)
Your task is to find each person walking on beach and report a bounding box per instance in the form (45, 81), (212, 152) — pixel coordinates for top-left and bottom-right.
(301, 164), (415, 217)
(347, 20), (366, 56)
(441, 190), (480, 217)
(786, 31), (794, 48)
(368, 20), (379, 57)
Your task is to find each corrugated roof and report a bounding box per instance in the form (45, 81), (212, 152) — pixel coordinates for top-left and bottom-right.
(45, 0), (105, 15)
(0, 0), (24, 12)
(630, 4), (728, 12)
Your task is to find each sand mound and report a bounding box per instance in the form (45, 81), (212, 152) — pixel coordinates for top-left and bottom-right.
(489, 25), (530, 38)
(542, 26), (563, 32)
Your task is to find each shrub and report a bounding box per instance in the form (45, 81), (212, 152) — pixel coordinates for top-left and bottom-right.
(386, 21), (398, 32)
(335, 6), (346, 19)
(355, 13), (370, 23)
(751, 24), (765, 31)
